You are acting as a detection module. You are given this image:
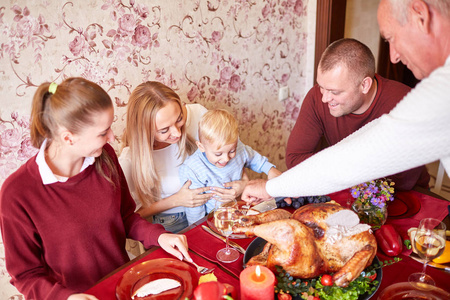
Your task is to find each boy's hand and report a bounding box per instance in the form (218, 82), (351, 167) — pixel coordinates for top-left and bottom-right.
(267, 167), (282, 179)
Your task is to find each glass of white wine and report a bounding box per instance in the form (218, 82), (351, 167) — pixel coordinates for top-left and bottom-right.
(408, 218), (446, 286)
(214, 201), (240, 263)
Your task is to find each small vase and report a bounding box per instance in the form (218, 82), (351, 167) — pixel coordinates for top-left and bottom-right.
(352, 200), (387, 230)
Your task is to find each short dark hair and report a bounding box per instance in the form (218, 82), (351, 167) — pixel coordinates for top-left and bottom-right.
(319, 38), (375, 84)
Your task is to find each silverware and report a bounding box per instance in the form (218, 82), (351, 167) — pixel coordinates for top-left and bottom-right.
(201, 225), (246, 254)
(410, 252), (450, 272)
(185, 258), (215, 274)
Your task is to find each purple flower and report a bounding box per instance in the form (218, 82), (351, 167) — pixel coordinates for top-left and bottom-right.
(351, 189), (360, 198)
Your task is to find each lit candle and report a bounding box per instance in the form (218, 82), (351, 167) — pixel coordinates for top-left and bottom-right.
(240, 265), (275, 300)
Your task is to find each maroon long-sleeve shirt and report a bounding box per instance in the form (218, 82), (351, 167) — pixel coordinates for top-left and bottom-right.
(0, 144), (167, 299)
(286, 74), (430, 190)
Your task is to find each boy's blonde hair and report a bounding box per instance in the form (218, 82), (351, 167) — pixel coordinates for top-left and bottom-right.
(198, 109), (238, 150)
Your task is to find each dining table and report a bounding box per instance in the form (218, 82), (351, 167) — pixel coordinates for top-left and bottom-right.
(85, 187), (450, 300)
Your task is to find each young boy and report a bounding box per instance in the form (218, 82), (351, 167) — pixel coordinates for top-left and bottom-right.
(179, 109), (281, 225)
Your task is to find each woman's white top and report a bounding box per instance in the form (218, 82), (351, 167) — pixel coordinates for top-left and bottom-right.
(267, 56), (450, 197)
(119, 103), (207, 213)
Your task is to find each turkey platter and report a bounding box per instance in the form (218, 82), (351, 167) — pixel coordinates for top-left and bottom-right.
(234, 202), (377, 287)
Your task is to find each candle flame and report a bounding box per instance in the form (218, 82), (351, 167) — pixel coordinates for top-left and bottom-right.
(255, 265), (261, 277)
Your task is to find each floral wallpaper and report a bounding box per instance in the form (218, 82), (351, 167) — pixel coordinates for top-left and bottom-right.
(0, 0), (315, 297)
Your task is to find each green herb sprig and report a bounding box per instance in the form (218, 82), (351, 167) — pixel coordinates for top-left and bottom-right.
(274, 257), (402, 300)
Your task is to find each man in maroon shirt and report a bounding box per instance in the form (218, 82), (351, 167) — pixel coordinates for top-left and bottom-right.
(286, 38), (429, 190)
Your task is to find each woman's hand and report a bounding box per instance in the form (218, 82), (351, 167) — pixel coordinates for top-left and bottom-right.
(175, 180), (211, 207)
(68, 294), (99, 300)
(158, 233), (193, 262)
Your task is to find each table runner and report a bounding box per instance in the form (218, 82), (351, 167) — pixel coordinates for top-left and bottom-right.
(184, 221), (256, 276)
(85, 248), (240, 299)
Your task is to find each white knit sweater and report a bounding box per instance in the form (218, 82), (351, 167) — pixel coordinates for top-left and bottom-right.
(267, 56), (450, 197)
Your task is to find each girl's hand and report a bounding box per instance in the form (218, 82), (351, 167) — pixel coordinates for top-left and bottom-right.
(158, 233), (193, 262)
(176, 180), (211, 207)
(68, 294), (99, 300)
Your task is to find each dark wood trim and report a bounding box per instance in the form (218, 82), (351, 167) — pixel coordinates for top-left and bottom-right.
(314, 0), (347, 80)
(377, 38), (420, 88)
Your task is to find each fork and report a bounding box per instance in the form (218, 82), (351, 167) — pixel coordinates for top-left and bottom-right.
(187, 259), (215, 274)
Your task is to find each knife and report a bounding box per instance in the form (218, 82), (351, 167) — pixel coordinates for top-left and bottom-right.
(410, 252), (450, 272)
(201, 225), (246, 254)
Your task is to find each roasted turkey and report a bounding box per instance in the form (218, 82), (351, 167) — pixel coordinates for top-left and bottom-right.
(235, 202), (377, 287)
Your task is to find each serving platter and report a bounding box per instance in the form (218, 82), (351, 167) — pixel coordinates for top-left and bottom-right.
(244, 237), (382, 300)
(115, 258), (198, 300)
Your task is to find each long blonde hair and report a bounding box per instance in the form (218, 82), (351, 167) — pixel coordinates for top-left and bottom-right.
(30, 77), (117, 184)
(122, 81), (196, 206)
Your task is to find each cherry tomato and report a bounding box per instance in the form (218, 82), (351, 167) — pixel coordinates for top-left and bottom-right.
(320, 274), (333, 286)
(312, 297), (321, 300)
(366, 274), (377, 281)
(278, 293), (292, 300)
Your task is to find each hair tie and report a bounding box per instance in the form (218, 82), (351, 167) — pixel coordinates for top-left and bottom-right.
(48, 82), (58, 94)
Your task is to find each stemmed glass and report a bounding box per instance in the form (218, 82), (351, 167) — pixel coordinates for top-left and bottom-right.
(214, 200), (240, 263)
(409, 218), (446, 287)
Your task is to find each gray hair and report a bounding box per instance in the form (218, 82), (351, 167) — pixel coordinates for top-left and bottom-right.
(389, 0), (450, 24)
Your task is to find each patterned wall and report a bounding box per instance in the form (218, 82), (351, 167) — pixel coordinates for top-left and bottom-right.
(0, 0), (314, 297)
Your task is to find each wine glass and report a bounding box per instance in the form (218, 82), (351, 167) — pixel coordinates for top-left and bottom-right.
(408, 218), (446, 287)
(214, 202), (240, 263)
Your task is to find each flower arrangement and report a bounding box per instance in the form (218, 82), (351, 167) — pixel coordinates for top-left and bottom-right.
(351, 179), (395, 229)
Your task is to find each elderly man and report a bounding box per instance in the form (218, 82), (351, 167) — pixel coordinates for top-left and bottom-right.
(242, 0), (450, 202)
(286, 38), (429, 191)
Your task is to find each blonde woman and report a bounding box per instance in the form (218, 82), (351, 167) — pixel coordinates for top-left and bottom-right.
(120, 82), (209, 233)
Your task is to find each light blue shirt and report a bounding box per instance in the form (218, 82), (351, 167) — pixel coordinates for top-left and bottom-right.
(179, 139), (275, 225)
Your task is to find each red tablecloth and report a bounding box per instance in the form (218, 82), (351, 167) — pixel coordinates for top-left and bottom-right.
(85, 189), (450, 299)
(184, 220), (255, 276)
(85, 248), (241, 299)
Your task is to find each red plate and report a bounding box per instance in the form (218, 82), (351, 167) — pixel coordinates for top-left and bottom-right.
(115, 258), (198, 300)
(387, 191), (421, 219)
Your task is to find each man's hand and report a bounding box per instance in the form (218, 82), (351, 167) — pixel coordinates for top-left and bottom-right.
(241, 179), (272, 203)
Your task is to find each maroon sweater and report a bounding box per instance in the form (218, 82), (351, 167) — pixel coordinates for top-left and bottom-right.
(0, 144), (167, 299)
(286, 74), (430, 190)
